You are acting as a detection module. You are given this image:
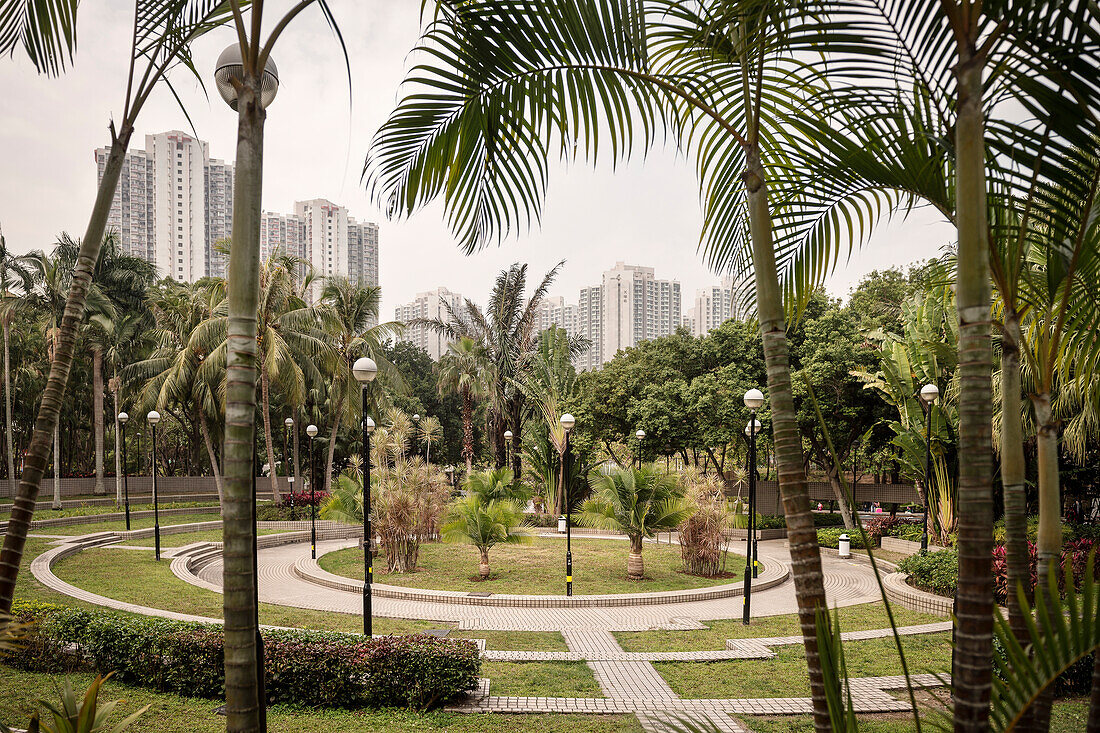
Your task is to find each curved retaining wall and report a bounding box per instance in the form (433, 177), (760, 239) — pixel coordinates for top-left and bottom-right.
(290, 545), (790, 608)
(882, 572), (954, 616)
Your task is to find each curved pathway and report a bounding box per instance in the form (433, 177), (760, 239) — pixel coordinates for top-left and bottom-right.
(192, 537), (888, 631)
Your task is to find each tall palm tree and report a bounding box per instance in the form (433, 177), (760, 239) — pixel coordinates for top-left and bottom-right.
(438, 337), (489, 475)
(0, 2), (246, 618)
(315, 276), (402, 492)
(415, 262), (562, 475)
(0, 229), (34, 497)
(578, 466), (690, 579)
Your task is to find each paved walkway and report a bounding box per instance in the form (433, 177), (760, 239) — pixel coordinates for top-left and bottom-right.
(192, 538), (888, 631)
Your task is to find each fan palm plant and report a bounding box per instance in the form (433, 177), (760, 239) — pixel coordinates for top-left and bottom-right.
(418, 414), (443, 464)
(578, 466), (690, 579)
(438, 336), (489, 475)
(442, 494), (531, 578)
(465, 467), (530, 505)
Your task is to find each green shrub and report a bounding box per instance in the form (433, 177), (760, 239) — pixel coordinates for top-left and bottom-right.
(9, 605), (479, 710)
(755, 515), (787, 530)
(993, 515), (1073, 545)
(898, 548), (958, 597)
(816, 527), (869, 549)
(813, 512), (846, 527)
(992, 636), (1093, 699)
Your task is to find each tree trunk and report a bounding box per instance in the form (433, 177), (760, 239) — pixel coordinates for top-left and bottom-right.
(1030, 389), (1061, 732)
(510, 396), (524, 478)
(324, 391), (345, 494)
(92, 347), (105, 495)
(222, 77), (266, 733)
(478, 547), (490, 578)
(1000, 311), (1030, 645)
(0, 125), (132, 611)
(627, 535), (644, 579)
(744, 146), (831, 732)
(199, 418), (225, 505)
(461, 388), (474, 475)
(952, 50), (995, 733)
(292, 405), (300, 493)
(52, 424), (61, 510)
(1087, 651), (1100, 733)
(825, 466), (855, 530)
(112, 386), (122, 506)
(259, 368), (281, 502)
(3, 320), (15, 498)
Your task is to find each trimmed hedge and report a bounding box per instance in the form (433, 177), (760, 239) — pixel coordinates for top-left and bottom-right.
(898, 548), (958, 597)
(7, 602), (478, 710)
(816, 527), (869, 550)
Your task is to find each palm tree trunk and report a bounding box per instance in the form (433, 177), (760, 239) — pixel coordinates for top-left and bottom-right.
(113, 387), (123, 506)
(1000, 311), (1030, 644)
(478, 547), (490, 578)
(221, 76), (267, 733)
(627, 534), (644, 579)
(3, 320), (15, 499)
(0, 123), (133, 612)
(1030, 389), (1060, 731)
(1087, 652), (1100, 733)
(199, 418), (225, 505)
(744, 146), (831, 732)
(462, 388), (474, 475)
(52, 424), (60, 510)
(292, 406), (300, 492)
(92, 347), (105, 495)
(952, 50), (996, 733)
(324, 391), (346, 494)
(259, 368), (281, 502)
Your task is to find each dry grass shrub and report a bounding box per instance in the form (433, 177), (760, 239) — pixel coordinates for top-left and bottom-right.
(677, 469), (737, 577)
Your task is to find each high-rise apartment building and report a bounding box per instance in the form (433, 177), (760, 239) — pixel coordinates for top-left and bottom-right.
(576, 285), (603, 371)
(690, 276), (736, 336)
(394, 287), (465, 360)
(97, 133), (377, 289)
(536, 296), (579, 337)
(597, 262), (681, 364)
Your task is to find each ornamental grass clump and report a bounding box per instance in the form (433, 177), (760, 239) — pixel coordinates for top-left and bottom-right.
(676, 469), (736, 577)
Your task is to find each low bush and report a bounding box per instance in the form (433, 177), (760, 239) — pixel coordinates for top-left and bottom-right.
(812, 512), (846, 527)
(993, 516), (1074, 545)
(284, 490), (329, 508)
(816, 527), (869, 549)
(992, 636), (1093, 699)
(6, 603), (478, 710)
(898, 549), (958, 597)
(754, 515), (786, 530)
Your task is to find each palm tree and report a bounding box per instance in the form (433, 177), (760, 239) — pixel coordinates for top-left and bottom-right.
(578, 466), (690, 579)
(441, 494), (530, 578)
(414, 262), (562, 475)
(0, 228), (33, 497)
(438, 336), (489, 474)
(417, 414), (443, 465)
(0, 2), (246, 617)
(465, 467), (530, 505)
(315, 276), (402, 492)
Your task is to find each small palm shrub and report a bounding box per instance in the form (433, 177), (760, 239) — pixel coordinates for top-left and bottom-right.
(465, 467), (531, 505)
(0, 672), (149, 733)
(676, 470), (736, 577)
(578, 467), (690, 579)
(441, 494), (531, 577)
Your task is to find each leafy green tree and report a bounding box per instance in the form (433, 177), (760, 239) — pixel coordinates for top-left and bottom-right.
(442, 494), (530, 578)
(437, 336), (489, 473)
(578, 466), (690, 579)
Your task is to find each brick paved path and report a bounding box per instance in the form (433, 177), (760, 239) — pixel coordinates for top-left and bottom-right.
(192, 537), (889, 631)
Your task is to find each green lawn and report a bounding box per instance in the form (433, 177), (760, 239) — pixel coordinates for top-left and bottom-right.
(481, 662), (603, 697)
(48, 546), (441, 636)
(319, 537), (746, 595)
(451, 630), (568, 651)
(11, 501), (220, 519)
(656, 633), (953, 698)
(0, 667), (641, 733)
(748, 700), (1088, 733)
(615, 602), (946, 652)
(116, 527), (288, 547)
(41, 512), (224, 535)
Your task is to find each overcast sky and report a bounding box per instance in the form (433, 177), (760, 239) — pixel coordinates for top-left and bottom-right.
(0, 2), (955, 318)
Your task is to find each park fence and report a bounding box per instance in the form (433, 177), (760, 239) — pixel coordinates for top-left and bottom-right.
(722, 477), (919, 515)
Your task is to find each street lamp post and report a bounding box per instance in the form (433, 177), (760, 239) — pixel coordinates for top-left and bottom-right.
(353, 357), (378, 636)
(504, 430), (513, 468)
(445, 465), (455, 494)
(306, 424), (318, 559)
(284, 417), (294, 496)
(919, 383), (939, 551)
(742, 389), (765, 625)
(635, 429), (645, 469)
(560, 413), (575, 596)
(147, 410), (162, 561)
(412, 413), (420, 458)
(119, 412), (131, 531)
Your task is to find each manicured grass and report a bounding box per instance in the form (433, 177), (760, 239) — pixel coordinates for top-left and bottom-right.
(481, 662), (603, 697)
(451, 630), (568, 651)
(319, 537), (746, 595)
(748, 700), (1088, 733)
(42, 512), (224, 535)
(614, 602), (946, 652)
(656, 633), (952, 698)
(116, 527), (288, 547)
(0, 667), (641, 733)
(10, 501), (220, 519)
(49, 546), (441, 636)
